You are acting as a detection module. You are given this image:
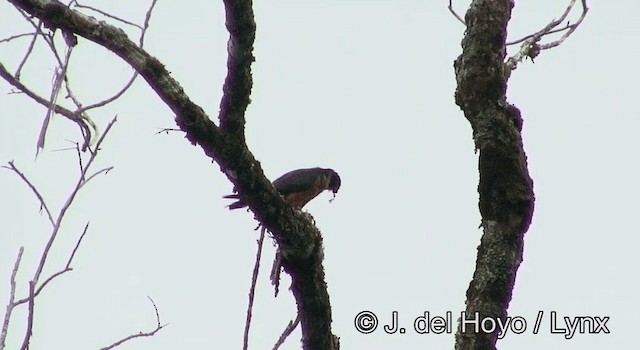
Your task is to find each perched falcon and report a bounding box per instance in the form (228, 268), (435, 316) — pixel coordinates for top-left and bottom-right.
(224, 167), (341, 210)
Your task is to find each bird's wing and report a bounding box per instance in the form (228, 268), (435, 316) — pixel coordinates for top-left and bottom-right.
(271, 168), (325, 196)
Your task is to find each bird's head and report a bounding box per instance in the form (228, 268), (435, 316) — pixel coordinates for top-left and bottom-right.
(327, 169), (341, 194)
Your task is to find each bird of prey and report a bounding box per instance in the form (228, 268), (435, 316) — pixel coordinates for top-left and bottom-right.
(224, 167), (341, 210)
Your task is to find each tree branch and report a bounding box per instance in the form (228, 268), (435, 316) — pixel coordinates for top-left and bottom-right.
(219, 0), (256, 139)
(243, 227), (266, 350)
(98, 297), (165, 350)
(505, 0), (589, 73)
(0, 247), (24, 350)
(6, 1), (339, 348)
(0, 62), (92, 148)
(2, 161), (55, 227)
(273, 315), (300, 350)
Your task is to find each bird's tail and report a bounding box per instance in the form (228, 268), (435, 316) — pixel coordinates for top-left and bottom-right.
(223, 194), (248, 210)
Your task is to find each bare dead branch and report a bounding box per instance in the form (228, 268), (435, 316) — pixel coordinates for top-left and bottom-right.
(0, 62), (93, 150)
(33, 117), (116, 287)
(448, 0), (465, 25)
(139, 0), (158, 47)
(2, 161), (55, 227)
(508, 22), (569, 46)
(83, 166), (114, 185)
(272, 315), (300, 350)
(539, 1), (588, 50)
(98, 297), (165, 350)
(70, 1), (142, 29)
(73, 141), (85, 181)
(13, 28), (38, 80)
(26, 222), (90, 300)
(72, 0), (158, 116)
(14, 8), (65, 67)
(38, 47), (73, 152)
(3, 118), (114, 350)
(19, 281), (35, 350)
(75, 71), (138, 115)
(507, 0), (581, 46)
(243, 227), (266, 350)
(54, 117), (115, 228)
(0, 32), (34, 44)
(2, 4), (165, 348)
(155, 128), (182, 135)
(505, 0), (589, 73)
(3, 1), (159, 152)
(0, 247), (24, 350)
(270, 250), (282, 297)
(11, 118), (115, 309)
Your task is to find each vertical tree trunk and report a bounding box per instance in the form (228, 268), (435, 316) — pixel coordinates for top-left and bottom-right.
(453, 1), (535, 349)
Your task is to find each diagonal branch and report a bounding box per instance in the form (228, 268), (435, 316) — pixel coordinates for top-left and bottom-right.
(273, 315), (300, 350)
(448, 0), (465, 25)
(72, 0), (158, 116)
(2, 161), (55, 227)
(22, 221), (90, 302)
(8, 1), (339, 348)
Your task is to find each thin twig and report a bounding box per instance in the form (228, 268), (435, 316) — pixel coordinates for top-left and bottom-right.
(82, 166), (114, 186)
(71, 1), (142, 29)
(0, 247), (24, 350)
(0, 63), (92, 150)
(73, 0), (158, 115)
(507, 0), (580, 46)
(507, 22), (571, 46)
(0, 32), (34, 44)
(38, 47), (73, 152)
(505, 0), (589, 72)
(539, 0), (588, 50)
(15, 9), (65, 68)
(25, 222), (90, 300)
(2, 161), (55, 227)
(448, 0), (465, 25)
(13, 27), (39, 80)
(12, 6), (67, 68)
(98, 297), (166, 350)
(140, 0), (159, 47)
(75, 72), (138, 114)
(243, 227), (267, 350)
(272, 315), (300, 350)
(155, 128), (182, 135)
(19, 281), (35, 350)
(74, 141), (85, 182)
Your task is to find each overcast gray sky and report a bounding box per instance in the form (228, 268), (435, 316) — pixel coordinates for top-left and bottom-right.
(1, 1), (638, 349)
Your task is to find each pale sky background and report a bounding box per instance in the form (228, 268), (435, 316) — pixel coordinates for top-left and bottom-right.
(1, 1), (638, 349)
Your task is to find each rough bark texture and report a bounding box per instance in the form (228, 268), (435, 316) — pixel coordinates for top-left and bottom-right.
(453, 1), (535, 350)
(6, 1), (338, 349)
